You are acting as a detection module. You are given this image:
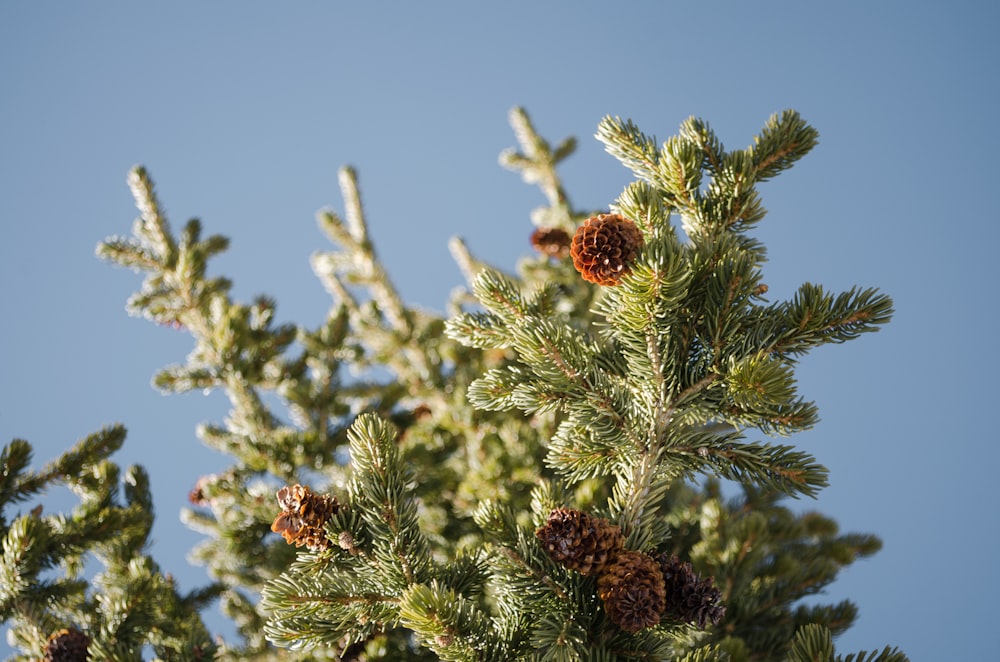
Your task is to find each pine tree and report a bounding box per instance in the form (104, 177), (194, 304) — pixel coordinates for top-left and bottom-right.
(1, 108), (905, 661)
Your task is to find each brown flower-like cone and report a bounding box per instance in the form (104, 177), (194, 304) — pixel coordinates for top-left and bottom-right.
(530, 227), (572, 259)
(188, 475), (212, 506)
(654, 553), (726, 629)
(271, 484), (341, 552)
(44, 628), (90, 662)
(570, 214), (644, 286)
(535, 508), (624, 576)
(597, 550), (667, 633)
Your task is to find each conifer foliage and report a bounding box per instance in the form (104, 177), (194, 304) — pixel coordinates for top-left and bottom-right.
(1, 108), (906, 661)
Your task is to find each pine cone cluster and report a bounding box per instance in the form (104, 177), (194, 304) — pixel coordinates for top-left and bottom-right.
(597, 550), (666, 633)
(655, 553), (726, 629)
(271, 484), (341, 552)
(43, 627), (89, 662)
(535, 508), (623, 576)
(570, 213), (644, 286)
(536, 508), (725, 633)
(530, 227), (572, 259)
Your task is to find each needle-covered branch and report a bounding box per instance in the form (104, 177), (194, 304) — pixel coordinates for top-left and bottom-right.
(0, 430), (216, 660)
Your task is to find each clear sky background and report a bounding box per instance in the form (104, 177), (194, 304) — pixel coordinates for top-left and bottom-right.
(2, 2), (997, 659)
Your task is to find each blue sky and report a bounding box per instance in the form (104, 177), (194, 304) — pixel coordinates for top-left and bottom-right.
(2, 2), (997, 658)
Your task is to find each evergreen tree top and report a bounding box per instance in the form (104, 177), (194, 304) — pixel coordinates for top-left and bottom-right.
(2, 108), (900, 661)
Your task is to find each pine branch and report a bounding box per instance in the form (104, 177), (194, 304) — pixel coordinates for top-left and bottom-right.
(596, 116), (663, 199)
(98, 167), (356, 657)
(1, 431), (217, 659)
(398, 582), (497, 662)
(311, 167), (454, 403)
(347, 414), (432, 587)
(749, 110), (820, 182)
(500, 106), (578, 230)
(766, 284), (895, 356)
(786, 624), (910, 662)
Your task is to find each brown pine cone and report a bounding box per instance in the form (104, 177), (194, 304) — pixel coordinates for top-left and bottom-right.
(188, 475), (212, 506)
(530, 227), (572, 259)
(654, 554), (726, 629)
(44, 628), (90, 662)
(535, 508), (623, 576)
(570, 213), (644, 286)
(597, 550), (667, 633)
(271, 484), (341, 552)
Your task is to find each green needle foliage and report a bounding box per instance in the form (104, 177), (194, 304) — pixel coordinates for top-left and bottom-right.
(0, 427), (217, 660)
(1, 107), (903, 661)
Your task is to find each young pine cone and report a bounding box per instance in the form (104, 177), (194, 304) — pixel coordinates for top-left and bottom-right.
(536, 508), (623, 576)
(597, 551), (667, 633)
(44, 627), (90, 662)
(530, 226), (572, 259)
(570, 213), (644, 286)
(271, 484), (341, 552)
(655, 553), (726, 629)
